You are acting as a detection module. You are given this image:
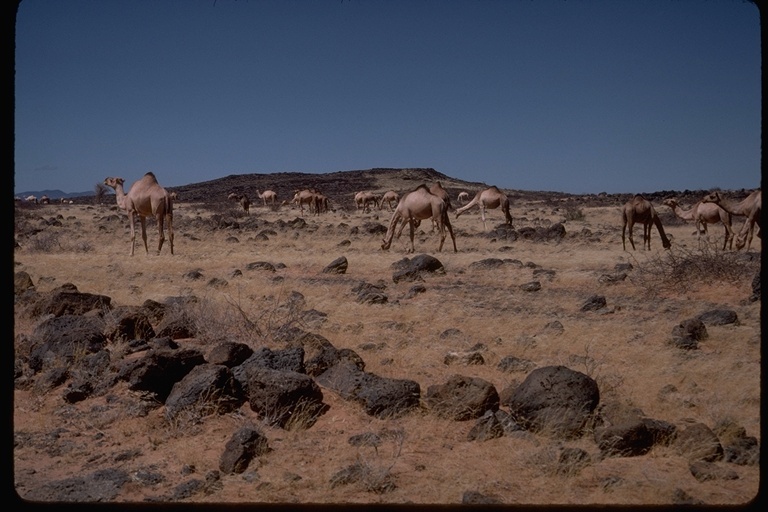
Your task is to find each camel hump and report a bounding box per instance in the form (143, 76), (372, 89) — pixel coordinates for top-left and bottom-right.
(143, 172), (159, 183)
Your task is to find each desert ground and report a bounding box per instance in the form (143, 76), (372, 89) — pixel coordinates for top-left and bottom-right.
(13, 173), (761, 505)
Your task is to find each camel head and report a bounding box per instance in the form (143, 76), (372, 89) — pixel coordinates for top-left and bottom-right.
(104, 177), (124, 190)
(662, 198), (678, 208)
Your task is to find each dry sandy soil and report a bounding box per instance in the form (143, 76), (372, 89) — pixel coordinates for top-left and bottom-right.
(12, 170), (761, 506)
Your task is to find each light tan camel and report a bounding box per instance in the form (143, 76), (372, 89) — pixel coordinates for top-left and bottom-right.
(457, 191), (470, 204)
(454, 186), (513, 230)
(227, 192), (240, 201)
(622, 195), (671, 251)
(702, 190), (761, 251)
(381, 184), (457, 253)
(104, 172), (174, 256)
(25, 195), (38, 204)
(293, 189), (320, 216)
(39, 195), (50, 204)
(256, 189), (277, 206)
(169, 192), (178, 201)
(663, 198), (734, 250)
(354, 191), (380, 213)
(379, 190), (400, 211)
(429, 182), (453, 210)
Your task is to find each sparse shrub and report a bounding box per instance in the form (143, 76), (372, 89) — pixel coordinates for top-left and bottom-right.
(630, 244), (759, 295)
(26, 232), (62, 252)
(563, 207), (585, 222)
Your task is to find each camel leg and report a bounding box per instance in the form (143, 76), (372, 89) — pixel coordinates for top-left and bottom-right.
(408, 218), (417, 253)
(156, 214), (165, 254)
(444, 212), (457, 252)
(643, 222), (651, 250)
(139, 216), (149, 254)
(167, 213), (174, 255)
(481, 205), (487, 231)
(625, 221), (636, 251)
(129, 212), (137, 256)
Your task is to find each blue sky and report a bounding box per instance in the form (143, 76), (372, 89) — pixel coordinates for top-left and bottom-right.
(14, 0), (761, 195)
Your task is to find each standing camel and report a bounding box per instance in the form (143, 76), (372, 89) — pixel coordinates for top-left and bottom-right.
(354, 191), (380, 213)
(240, 194), (251, 215)
(379, 190), (400, 211)
(256, 189), (278, 206)
(701, 190), (761, 251)
(622, 195), (671, 251)
(457, 191), (470, 204)
(293, 189), (321, 216)
(454, 186), (513, 230)
(104, 172), (174, 256)
(381, 184), (457, 253)
(663, 198), (734, 250)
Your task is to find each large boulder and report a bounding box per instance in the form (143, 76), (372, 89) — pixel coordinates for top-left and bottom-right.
(503, 365), (599, 439)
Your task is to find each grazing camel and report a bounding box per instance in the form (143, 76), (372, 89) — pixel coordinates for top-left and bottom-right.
(702, 190), (761, 251)
(104, 172), (174, 256)
(457, 191), (470, 204)
(293, 189), (320, 216)
(379, 190), (400, 211)
(621, 195), (671, 251)
(381, 184), (457, 253)
(663, 198), (734, 250)
(256, 189), (277, 206)
(454, 186), (513, 230)
(354, 191), (380, 213)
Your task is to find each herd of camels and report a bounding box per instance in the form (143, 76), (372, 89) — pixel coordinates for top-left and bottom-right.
(89, 172), (762, 256)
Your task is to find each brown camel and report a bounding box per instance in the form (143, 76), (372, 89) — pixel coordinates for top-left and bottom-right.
(381, 184), (457, 253)
(169, 192), (178, 201)
(379, 190), (400, 211)
(104, 172), (174, 256)
(622, 195), (671, 251)
(240, 194), (251, 214)
(457, 191), (470, 204)
(454, 186), (513, 230)
(663, 198), (734, 250)
(256, 189), (277, 206)
(702, 190), (761, 251)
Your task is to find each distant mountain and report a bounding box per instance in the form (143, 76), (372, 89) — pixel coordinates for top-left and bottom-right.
(15, 189), (93, 199)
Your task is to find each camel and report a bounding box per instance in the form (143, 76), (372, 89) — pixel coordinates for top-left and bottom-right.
(256, 189), (277, 206)
(104, 172), (174, 256)
(621, 195), (671, 251)
(39, 195), (50, 204)
(169, 192), (178, 201)
(379, 190), (400, 211)
(354, 191), (380, 213)
(381, 184), (457, 253)
(663, 198), (734, 250)
(454, 186), (513, 230)
(457, 191), (470, 204)
(702, 190), (761, 251)
(293, 189), (320, 216)
(25, 195), (37, 204)
(240, 194), (251, 214)
(429, 182), (453, 210)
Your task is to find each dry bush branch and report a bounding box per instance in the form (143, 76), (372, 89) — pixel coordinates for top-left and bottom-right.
(629, 243), (758, 295)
